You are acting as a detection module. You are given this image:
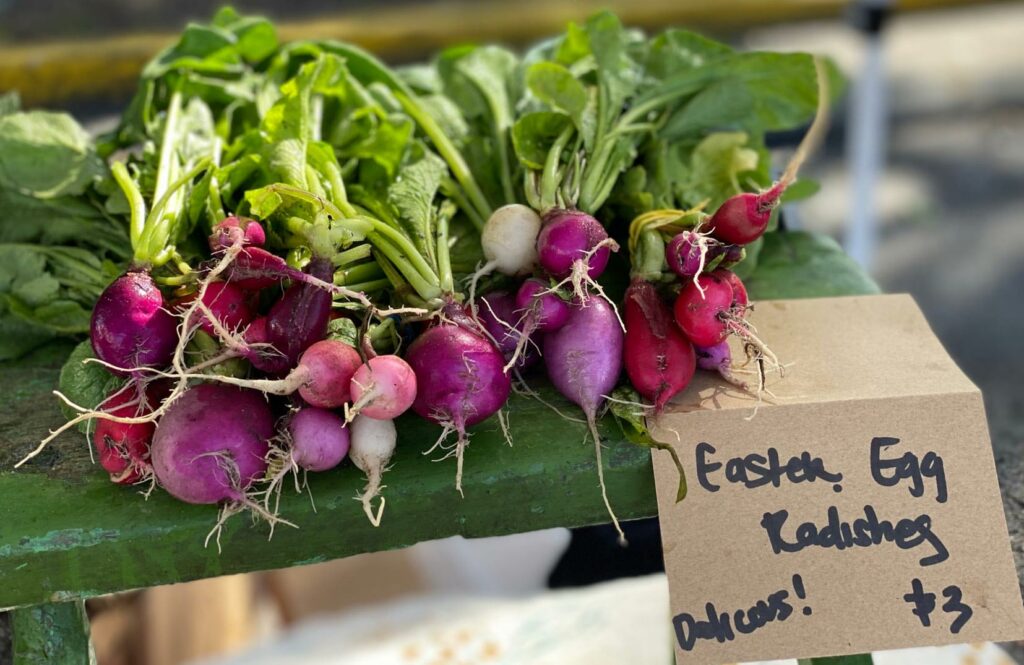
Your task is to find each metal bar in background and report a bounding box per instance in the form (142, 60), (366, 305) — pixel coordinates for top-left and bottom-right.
(0, 0), (1004, 108)
(844, 0), (892, 271)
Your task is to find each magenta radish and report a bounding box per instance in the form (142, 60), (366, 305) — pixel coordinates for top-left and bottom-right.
(514, 278), (570, 333)
(406, 319), (511, 494)
(474, 292), (539, 371)
(92, 387), (155, 485)
(350, 414), (397, 527)
(537, 209), (614, 280)
(91, 271), (178, 373)
(209, 216), (266, 251)
(722, 269), (749, 309)
(151, 383), (274, 505)
(286, 407), (350, 472)
(543, 297), (626, 543)
(177, 281), (255, 337)
(348, 355), (417, 420)
(623, 280), (696, 411)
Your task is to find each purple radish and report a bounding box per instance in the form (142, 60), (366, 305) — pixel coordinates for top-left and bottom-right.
(666, 230), (721, 280)
(536, 209), (614, 280)
(543, 297), (626, 543)
(91, 271), (178, 373)
(695, 341), (748, 390)
(406, 320), (511, 495)
(286, 407), (350, 472)
(252, 257), (334, 375)
(349, 355), (418, 420)
(151, 383), (274, 505)
(474, 292), (539, 371)
(515, 278), (570, 333)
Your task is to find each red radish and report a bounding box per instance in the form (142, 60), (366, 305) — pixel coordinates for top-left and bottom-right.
(349, 355), (417, 420)
(514, 278), (570, 333)
(623, 280), (696, 411)
(193, 339), (362, 409)
(286, 407), (350, 472)
(176, 282), (255, 337)
(91, 271), (177, 373)
(721, 269), (749, 309)
(543, 297), (626, 543)
(536, 209), (613, 280)
(151, 384), (274, 505)
(673, 272), (734, 347)
(92, 387), (155, 485)
(406, 317), (511, 494)
(209, 216), (266, 251)
(350, 414), (397, 526)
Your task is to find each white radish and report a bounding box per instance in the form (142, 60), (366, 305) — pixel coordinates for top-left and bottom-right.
(350, 415), (397, 527)
(469, 203), (544, 307)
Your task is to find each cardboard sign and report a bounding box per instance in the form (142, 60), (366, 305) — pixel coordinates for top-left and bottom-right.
(649, 294), (1024, 664)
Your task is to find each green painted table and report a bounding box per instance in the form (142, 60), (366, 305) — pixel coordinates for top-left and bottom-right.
(0, 231), (878, 664)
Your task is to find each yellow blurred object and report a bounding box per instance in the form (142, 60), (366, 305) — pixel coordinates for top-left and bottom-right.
(0, 0), (996, 108)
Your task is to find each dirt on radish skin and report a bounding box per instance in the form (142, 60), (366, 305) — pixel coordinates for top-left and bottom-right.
(91, 271), (178, 372)
(151, 384), (274, 505)
(623, 279), (696, 411)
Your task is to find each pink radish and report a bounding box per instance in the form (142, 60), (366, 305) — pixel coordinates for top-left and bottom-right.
(349, 355), (418, 420)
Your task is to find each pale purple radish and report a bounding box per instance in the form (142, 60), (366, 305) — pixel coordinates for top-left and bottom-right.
(348, 355), (418, 420)
(287, 407), (350, 472)
(151, 383), (274, 505)
(91, 271), (178, 373)
(544, 297), (626, 543)
(695, 341), (748, 390)
(406, 321), (511, 494)
(350, 414), (397, 527)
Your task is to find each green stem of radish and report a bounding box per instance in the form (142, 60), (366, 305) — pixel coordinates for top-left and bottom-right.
(110, 162), (147, 254)
(335, 262), (384, 285)
(333, 244), (373, 267)
(540, 125), (574, 212)
(436, 205), (454, 294)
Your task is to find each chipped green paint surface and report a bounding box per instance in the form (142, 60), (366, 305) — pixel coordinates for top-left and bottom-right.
(0, 231), (878, 610)
(12, 601), (94, 665)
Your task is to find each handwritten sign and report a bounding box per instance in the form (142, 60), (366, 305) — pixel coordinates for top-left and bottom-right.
(650, 295), (1024, 664)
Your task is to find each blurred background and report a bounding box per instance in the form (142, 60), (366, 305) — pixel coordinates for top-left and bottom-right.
(1, 1), (1022, 663)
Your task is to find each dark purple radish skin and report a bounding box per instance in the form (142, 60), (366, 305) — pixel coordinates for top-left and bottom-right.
(209, 216), (267, 252)
(543, 297), (626, 543)
(514, 278), (570, 333)
(91, 271), (178, 373)
(623, 279), (696, 411)
(251, 257), (334, 375)
(222, 246), (303, 290)
(151, 384), (274, 505)
(474, 292), (539, 371)
(665, 231), (721, 280)
(536, 209), (613, 280)
(708, 182), (785, 246)
(287, 407), (350, 472)
(406, 321), (511, 495)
